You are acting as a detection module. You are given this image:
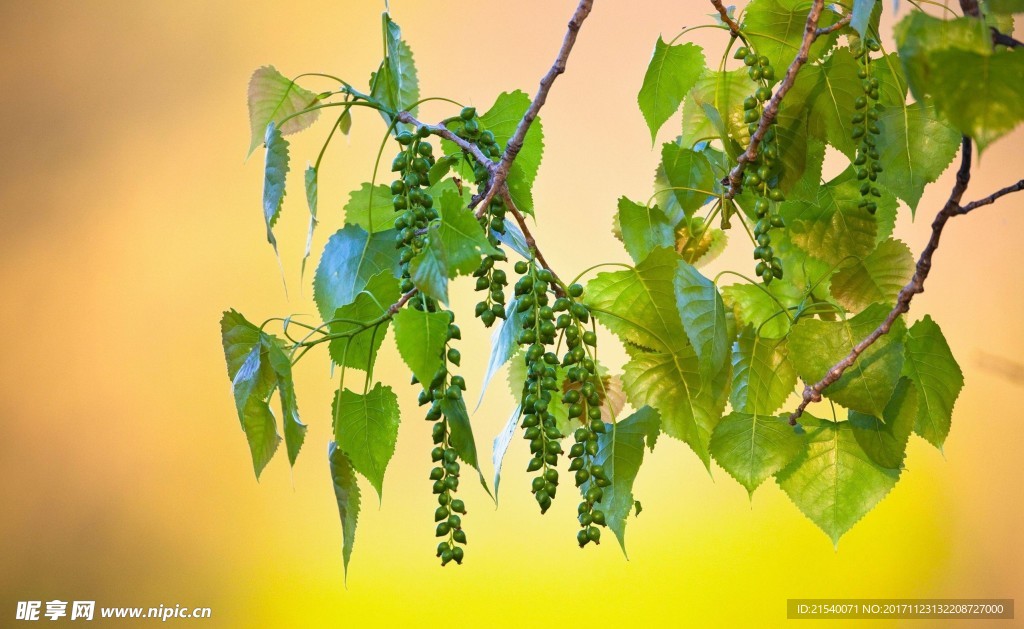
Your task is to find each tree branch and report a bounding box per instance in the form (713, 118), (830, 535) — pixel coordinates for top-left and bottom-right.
(722, 0), (847, 198)
(991, 28), (1023, 49)
(478, 0), (595, 213)
(789, 138), (976, 424)
(395, 113), (497, 169)
(709, 0), (743, 38)
(961, 179), (1024, 213)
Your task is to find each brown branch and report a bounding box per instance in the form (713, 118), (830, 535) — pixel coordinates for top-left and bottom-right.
(816, 14), (851, 37)
(991, 28), (1023, 49)
(500, 188), (566, 294)
(789, 138), (975, 425)
(709, 0), (743, 38)
(961, 179), (1024, 213)
(478, 0), (595, 213)
(395, 112), (496, 169)
(723, 0), (839, 198)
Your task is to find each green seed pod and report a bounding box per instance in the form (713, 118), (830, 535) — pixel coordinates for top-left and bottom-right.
(460, 106), (476, 120)
(734, 46), (750, 60)
(526, 456), (544, 472)
(591, 510), (607, 526)
(577, 529), (590, 547)
(453, 530), (467, 545)
(575, 469), (590, 486)
(436, 522), (451, 536)
(435, 506), (449, 521)
(587, 526), (601, 542)
(430, 467), (444, 481)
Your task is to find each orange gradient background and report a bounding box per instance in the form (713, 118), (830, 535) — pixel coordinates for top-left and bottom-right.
(1, 1), (1022, 626)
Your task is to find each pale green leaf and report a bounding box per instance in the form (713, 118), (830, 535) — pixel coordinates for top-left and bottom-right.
(247, 66), (320, 156)
(851, 0), (881, 38)
(710, 411), (805, 495)
(721, 282), (801, 339)
(743, 0), (841, 73)
(343, 183), (393, 234)
(830, 238), (914, 312)
(616, 197), (675, 264)
(301, 165), (318, 280)
(777, 416), (901, 544)
(637, 38), (705, 141)
(491, 405), (522, 502)
(730, 326), (797, 415)
(660, 143), (715, 216)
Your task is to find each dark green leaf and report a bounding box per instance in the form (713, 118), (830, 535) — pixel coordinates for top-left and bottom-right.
(313, 225), (400, 321)
(660, 143), (715, 217)
(328, 442), (361, 579)
(262, 123), (289, 254)
(329, 270), (401, 371)
(440, 397), (490, 495)
(301, 165), (318, 280)
(849, 378), (919, 468)
(370, 14), (419, 129)
(266, 341), (306, 466)
(590, 406), (661, 553)
(851, 0), (881, 38)
(675, 261), (729, 376)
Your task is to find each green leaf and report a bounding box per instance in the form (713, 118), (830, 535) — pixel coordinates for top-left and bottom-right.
(584, 247), (687, 353)
(780, 168), (881, 267)
(332, 383), (401, 499)
(449, 91), (544, 215)
(328, 442), (361, 580)
(901, 315), (964, 448)
(392, 308), (449, 387)
(440, 397), (490, 495)
(660, 143), (715, 217)
(616, 196), (675, 265)
(721, 283), (800, 339)
(408, 191), (499, 305)
(328, 270), (401, 371)
(804, 48), (865, 158)
(622, 345), (730, 468)
(929, 48), (1024, 151)
(247, 66), (320, 156)
(849, 378), (919, 469)
(313, 225), (400, 321)
(675, 261), (729, 376)
(262, 123), (290, 254)
(370, 14), (419, 129)
(730, 326), (797, 415)
(343, 183), (393, 234)
(301, 165), (318, 280)
(590, 406), (661, 553)
(830, 238), (914, 313)
(266, 341), (306, 466)
(851, 0), (881, 38)
(637, 38), (705, 142)
(874, 99), (961, 211)
(777, 416), (901, 545)
(895, 13), (993, 103)
(680, 69), (751, 152)
(788, 303), (906, 418)
(989, 0), (1024, 12)
(219, 310), (283, 478)
(477, 299), (528, 409)
(491, 405), (522, 502)
(743, 0), (841, 72)
(710, 411), (805, 496)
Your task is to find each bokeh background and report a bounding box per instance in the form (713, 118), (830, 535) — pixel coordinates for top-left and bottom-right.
(1, 1), (1022, 626)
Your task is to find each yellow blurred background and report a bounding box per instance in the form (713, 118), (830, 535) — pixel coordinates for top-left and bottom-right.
(1, 1), (1022, 626)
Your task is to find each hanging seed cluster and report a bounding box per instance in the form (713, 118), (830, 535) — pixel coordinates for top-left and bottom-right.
(735, 45), (785, 285)
(852, 38), (884, 214)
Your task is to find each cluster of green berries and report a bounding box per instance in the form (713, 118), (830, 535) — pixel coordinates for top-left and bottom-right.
(451, 106), (502, 187)
(391, 125), (438, 289)
(852, 39), (884, 214)
(735, 44), (785, 285)
(412, 303), (469, 566)
(514, 259), (564, 513)
(551, 283), (608, 547)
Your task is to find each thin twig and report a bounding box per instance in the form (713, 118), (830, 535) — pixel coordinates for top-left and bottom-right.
(709, 0), (743, 37)
(395, 113), (497, 169)
(500, 188), (566, 294)
(816, 15), (851, 37)
(722, 0), (839, 198)
(991, 28), (1023, 48)
(961, 179), (1024, 213)
(788, 138), (975, 424)
(478, 0), (595, 213)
